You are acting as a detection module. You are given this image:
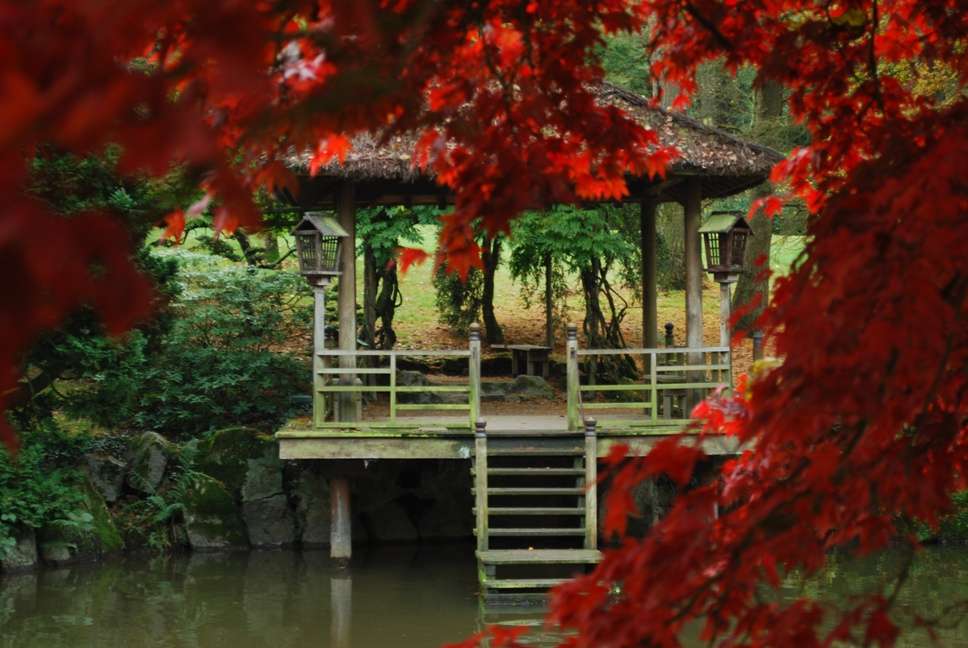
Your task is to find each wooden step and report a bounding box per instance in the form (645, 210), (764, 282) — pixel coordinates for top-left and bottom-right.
(484, 430), (578, 438)
(476, 487), (584, 495)
(473, 467), (585, 476)
(477, 548), (601, 564)
(480, 528), (585, 537)
(481, 577), (570, 590)
(476, 507), (586, 516)
(486, 446), (583, 456)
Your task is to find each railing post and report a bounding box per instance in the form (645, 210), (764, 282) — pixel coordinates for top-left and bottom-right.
(566, 323), (580, 432)
(474, 418), (488, 552)
(389, 352), (397, 421)
(469, 323), (482, 428)
(583, 417), (598, 550)
(662, 323), (674, 418)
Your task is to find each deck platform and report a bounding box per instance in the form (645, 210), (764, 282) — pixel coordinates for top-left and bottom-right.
(276, 415), (739, 460)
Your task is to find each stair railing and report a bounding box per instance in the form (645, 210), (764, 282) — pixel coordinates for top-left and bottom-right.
(474, 418), (488, 552)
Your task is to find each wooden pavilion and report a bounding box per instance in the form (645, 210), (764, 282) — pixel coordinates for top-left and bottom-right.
(275, 83), (781, 597)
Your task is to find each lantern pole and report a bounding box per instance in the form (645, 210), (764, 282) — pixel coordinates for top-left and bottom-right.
(718, 279), (732, 348)
(313, 279), (328, 428)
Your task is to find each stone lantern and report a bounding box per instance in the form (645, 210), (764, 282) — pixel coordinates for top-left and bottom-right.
(293, 212), (349, 285)
(700, 211), (753, 347)
(700, 211), (752, 284)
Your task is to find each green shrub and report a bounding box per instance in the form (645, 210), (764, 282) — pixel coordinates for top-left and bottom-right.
(939, 491), (968, 544)
(433, 264), (484, 335)
(0, 426), (92, 559)
(66, 251), (311, 438)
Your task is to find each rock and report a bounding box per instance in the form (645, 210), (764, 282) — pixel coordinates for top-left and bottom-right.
(195, 427), (272, 498)
(506, 374), (554, 401)
(37, 480), (123, 566)
(0, 527), (38, 573)
(241, 451), (296, 548)
(182, 474), (248, 551)
(84, 453), (127, 503)
(480, 381), (510, 402)
(293, 465), (330, 547)
(126, 432), (171, 494)
(396, 370), (466, 404)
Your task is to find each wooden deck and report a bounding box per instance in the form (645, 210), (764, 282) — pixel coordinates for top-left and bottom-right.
(276, 415), (739, 459)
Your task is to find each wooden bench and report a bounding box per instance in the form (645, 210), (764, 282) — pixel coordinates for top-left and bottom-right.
(492, 343), (551, 377)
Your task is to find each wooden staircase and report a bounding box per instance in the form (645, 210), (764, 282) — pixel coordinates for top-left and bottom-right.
(472, 419), (601, 603)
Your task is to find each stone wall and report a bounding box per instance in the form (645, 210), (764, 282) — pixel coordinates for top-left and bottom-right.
(2, 428), (474, 576)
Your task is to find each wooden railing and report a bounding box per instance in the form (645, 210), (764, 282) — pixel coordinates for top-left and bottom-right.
(566, 324), (731, 431)
(313, 324), (482, 428)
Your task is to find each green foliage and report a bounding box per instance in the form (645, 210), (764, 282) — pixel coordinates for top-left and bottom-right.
(356, 206), (428, 265)
(65, 251), (311, 437)
(433, 264), (485, 334)
(939, 491), (968, 544)
(0, 425), (93, 559)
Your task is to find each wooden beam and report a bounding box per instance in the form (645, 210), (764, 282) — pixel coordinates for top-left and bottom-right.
(683, 179), (704, 351)
(640, 198), (658, 349)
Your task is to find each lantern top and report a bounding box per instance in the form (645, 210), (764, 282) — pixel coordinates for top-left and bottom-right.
(699, 210), (753, 235)
(292, 212), (349, 238)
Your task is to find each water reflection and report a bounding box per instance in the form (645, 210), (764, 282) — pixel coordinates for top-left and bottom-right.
(0, 544), (965, 647)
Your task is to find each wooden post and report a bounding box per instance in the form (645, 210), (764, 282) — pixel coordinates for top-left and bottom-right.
(474, 419), (488, 552)
(330, 477), (351, 563)
(313, 282), (328, 428)
(718, 281), (731, 348)
(566, 323), (580, 431)
(683, 179), (703, 352)
(337, 181), (358, 422)
(544, 253), (554, 349)
(469, 323), (481, 426)
(752, 330), (764, 361)
(663, 323), (674, 419)
(683, 179), (703, 410)
(640, 198), (658, 349)
(583, 417), (598, 550)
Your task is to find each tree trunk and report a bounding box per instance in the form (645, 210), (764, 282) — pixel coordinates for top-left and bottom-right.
(363, 244), (377, 348)
(481, 235), (504, 344)
(733, 80), (784, 332)
(544, 253), (553, 348)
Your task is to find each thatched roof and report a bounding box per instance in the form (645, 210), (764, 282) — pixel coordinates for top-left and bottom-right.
(288, 83), (783, 202)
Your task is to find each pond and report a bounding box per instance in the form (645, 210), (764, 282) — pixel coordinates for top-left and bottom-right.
(1, 543), (966, 647)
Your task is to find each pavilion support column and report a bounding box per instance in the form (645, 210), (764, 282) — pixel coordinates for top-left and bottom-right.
(683, 179), (704, 353)
(333, 181), (356, 564)
(640, 198), (658, 349)
(312, 283), (328, 428)
(337, 181), (359, 422)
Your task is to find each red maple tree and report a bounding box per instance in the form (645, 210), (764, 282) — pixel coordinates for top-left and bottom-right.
(1, 2), (966, 646)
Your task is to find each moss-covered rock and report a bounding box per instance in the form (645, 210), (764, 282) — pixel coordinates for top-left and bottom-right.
(37, 479), (123, 566)
(126, 432), (173, 494)
(0, 527), (38, 573)
(293, 464), (330, 547)
(182, 474), (248, 551)
(84, 453), (127, 503)
(195, 428), (273, 498)
(241, 450), (296, 548)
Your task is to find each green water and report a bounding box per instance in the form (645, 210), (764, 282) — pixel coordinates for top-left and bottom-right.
(1, 544), (966, 647)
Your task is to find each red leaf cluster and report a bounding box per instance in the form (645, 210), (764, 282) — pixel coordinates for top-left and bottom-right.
(1, 2), (966, 646)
